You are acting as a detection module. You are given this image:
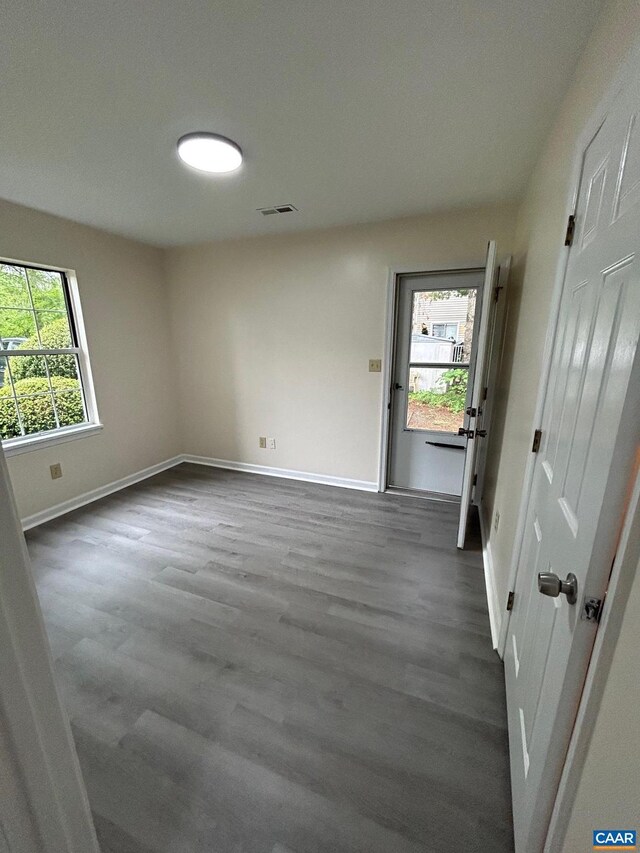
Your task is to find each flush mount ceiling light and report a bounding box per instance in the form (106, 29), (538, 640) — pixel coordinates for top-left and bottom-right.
(177, 133), (243, 173)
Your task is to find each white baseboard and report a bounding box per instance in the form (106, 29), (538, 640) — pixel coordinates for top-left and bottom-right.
(181, 454), (378, 492)
(479, 503), (503, 654)
(20, 453), (379, 530)
(21, 455), (183, 530)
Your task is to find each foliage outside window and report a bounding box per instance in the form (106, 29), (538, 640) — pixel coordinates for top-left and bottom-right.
(406, 288), (476, 433)
(0, 262), (90, 443)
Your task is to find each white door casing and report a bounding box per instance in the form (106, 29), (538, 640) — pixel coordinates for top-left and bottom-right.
(0, 445), (100, 852)
(505, 70), (640, 853)
(457, 241), (498, 547)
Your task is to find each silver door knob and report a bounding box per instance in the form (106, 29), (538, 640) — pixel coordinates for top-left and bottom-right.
(538, 571), (578, 605)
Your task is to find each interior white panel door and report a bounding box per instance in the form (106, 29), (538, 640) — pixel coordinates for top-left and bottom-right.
(505, 69), (640, 852)
(457, 240), (497, 547)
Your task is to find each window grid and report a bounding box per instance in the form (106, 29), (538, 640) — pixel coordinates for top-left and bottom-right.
(22, 268), (61, 430)
(0, 262), (90, 442)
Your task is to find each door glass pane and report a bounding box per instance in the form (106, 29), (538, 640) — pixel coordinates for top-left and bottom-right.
(410, 288), (477, 364)
(406, 366), (469, 432)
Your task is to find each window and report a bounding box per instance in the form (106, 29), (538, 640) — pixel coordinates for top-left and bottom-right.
(0, 261), (99, 452)
(406, 288), (475, 433)
(431, 322), (459, 339)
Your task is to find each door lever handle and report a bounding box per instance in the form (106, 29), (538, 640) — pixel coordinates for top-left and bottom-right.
(394, 383), (404, 390)
(538, 571), (578, 605)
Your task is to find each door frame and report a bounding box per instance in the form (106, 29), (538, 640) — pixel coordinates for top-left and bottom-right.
(378, 262), (486, 493)
(498, 41), (640, 850)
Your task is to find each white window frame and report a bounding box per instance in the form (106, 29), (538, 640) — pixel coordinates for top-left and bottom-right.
(431, 321), (459, 339)
(1, 258), (101, 457)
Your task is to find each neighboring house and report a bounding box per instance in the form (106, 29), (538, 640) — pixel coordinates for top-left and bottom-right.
(412, 292), (469, 341)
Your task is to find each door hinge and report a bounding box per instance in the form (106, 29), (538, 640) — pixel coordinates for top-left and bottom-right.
(494, 285), (502, 302)
(482, 386), (488, 402)
(473, 473), (477, 486)
(466, 406), (477, 418)
(564, 214), (576, 246)
(507, 590), (515, 611)
(532, 429), (542, 453)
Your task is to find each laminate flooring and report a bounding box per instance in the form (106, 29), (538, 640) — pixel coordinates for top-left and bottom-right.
(26, 463), (514, 853)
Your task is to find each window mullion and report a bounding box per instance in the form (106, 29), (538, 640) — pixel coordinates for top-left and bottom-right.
(6, 348), (80, 357)
(42, 355), (61, 431)
(22, 266), (41, 344)
(3, 355), (26, 437)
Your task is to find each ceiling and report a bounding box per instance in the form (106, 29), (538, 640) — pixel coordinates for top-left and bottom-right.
(1, 0), (603, 247)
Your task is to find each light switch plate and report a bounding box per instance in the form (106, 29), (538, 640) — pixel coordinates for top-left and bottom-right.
(50, 463), (63, 480)
(369, 359), (382, 373)
(259, 437), (267, 448)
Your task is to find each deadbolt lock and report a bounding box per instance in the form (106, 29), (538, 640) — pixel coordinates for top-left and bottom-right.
(582, 596), (603, 623)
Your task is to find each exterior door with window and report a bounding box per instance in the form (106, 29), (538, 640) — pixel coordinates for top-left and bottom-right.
(505, 68), (640, 852)
(387, 269), (483, 496)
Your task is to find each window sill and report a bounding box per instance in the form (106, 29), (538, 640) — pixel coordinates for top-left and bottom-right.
(2, 423), (104, 457)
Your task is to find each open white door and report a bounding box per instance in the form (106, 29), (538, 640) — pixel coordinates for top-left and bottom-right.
(505, 67), (640, 852)
(457, 240), (498, 548)
(473, 257), (511, 509)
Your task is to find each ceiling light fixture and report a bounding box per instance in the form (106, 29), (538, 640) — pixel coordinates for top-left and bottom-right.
(177, 132), (243, 173)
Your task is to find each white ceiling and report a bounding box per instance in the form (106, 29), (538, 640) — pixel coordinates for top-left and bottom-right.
(1, 0), (603, 247)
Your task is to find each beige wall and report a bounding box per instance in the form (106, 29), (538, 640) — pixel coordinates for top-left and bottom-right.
(165, 204), (516, 483)
(0, 199), (180, 519)
(483, 0), (640, 606)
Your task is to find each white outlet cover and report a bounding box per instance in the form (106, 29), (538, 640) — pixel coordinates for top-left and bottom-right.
(268, 438), (276, 450)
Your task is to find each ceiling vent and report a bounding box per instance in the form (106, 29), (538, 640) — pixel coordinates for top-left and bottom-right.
(257, 204), (298, 216)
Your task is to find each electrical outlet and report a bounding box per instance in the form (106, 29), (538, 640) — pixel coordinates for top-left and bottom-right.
(267, 438), (276, 450)
(368, 359), (382, 373)
(259, 436), (267, 449)
(493, 510), (500, 533)
(50, 463), (63, 480)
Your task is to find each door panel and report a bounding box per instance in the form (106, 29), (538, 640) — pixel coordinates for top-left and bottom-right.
(473, 257), (511, 509)
(505, 69), (640, 852)
(457, 241), (498, 547)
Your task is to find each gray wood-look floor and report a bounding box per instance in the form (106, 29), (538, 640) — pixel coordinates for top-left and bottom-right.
(26, 463), (513, 853)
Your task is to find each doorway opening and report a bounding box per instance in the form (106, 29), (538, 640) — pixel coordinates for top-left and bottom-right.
(385, 268), (484, 499)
